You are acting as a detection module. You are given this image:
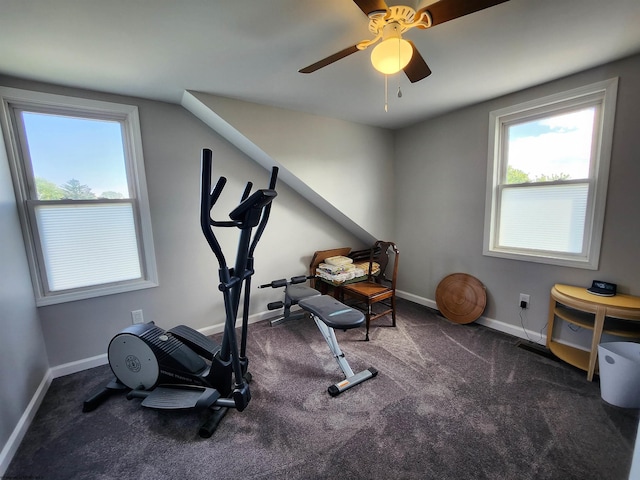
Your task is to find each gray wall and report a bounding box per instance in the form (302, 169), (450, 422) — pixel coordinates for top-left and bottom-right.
(394, 53), (640, 346)
(0, 120), (49, 460)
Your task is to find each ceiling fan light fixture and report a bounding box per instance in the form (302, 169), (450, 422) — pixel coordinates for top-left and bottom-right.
(371, 37), (413, 74)
(370, 24), (413, 75)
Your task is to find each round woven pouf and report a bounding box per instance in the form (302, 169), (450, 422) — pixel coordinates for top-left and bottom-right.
(435, 273), (487, 324)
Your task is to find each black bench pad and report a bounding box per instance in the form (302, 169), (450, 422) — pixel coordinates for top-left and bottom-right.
(298, 296), (364, 329)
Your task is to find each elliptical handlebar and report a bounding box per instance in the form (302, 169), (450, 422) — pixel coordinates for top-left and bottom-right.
(248, 165), (279, 257)
(200, 149), (227, 268)
(200, 148), (279, 269)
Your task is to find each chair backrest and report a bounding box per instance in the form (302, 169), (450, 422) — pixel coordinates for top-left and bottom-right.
(353, 241), (399, 289)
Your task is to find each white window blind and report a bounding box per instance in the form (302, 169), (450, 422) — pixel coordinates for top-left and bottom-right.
(498, 183), (588, 253)
(34, 202), (142, 291)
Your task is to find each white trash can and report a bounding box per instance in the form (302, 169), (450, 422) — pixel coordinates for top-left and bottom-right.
(597, 342), (640, 408)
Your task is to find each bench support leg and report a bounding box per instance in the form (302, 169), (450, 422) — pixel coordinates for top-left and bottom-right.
(313, 316), (378, 396)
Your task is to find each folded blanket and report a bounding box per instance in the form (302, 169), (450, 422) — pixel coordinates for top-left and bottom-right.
(317, 262), (351, 275)
(323, 255), (353, 266)
(316, 267), (365, 284)
(353, 261), (381, 276)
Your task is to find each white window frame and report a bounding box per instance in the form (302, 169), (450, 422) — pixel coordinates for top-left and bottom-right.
(0, 87), (158, 305)
(483, 78), (618, 270)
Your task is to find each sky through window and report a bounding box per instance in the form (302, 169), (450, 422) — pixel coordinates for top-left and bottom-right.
(21, 112), (129, 198)
(506, 107), (595, 181)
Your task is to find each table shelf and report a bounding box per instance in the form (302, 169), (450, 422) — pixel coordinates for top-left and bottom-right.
(554, 305), (640, 338)
(548, 340), (590, 372)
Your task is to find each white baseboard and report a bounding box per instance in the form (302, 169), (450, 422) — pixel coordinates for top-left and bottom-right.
(198, 309), (274, 337)
(0, 370), (52, 477)
(397, 289), (439, 310)
(397, 289), (547, 346)
(50, 353), (108, 379)
(476, 316), (547, 346)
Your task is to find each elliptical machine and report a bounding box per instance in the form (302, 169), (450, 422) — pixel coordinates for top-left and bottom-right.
(83, 148), (278, 438)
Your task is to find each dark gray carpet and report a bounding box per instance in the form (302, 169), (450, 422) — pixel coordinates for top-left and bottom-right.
(6, 299), (639, 479)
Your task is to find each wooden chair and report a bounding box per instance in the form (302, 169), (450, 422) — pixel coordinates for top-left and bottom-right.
(340, 241), (399, 341)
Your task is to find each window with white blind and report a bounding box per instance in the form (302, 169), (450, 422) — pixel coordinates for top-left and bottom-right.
(483, 78), (618, 269)
(0, 87), (158, 305)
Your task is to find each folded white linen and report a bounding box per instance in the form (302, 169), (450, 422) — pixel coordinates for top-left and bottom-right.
(323, 255), (353, 266)
(317, 262), (349, 274)
(315, 267), (365, 284)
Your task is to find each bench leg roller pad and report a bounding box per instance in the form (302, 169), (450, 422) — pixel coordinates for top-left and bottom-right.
(328, 367), (378, 397)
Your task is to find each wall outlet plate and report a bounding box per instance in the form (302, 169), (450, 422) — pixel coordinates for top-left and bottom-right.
(131, 309), (144, 324)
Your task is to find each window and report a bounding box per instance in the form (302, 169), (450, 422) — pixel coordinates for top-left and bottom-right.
(0, 87), (158, 305)
(483, 78), (618, 269)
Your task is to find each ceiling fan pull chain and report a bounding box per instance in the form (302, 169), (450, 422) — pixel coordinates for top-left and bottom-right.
(384, 74), (388, 112)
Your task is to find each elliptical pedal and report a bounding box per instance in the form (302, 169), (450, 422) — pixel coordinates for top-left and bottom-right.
(128, 385), (221, 410)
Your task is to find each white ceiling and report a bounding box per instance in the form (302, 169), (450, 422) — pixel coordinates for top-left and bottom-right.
(1, 0), (639, 129)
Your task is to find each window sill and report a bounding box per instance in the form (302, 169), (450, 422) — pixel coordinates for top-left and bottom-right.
(35, 278), (159, 307)
(482, 247), (598, 270)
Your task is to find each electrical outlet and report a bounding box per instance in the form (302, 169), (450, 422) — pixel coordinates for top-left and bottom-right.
(519, 294), (530, 309)
(131, 309), (144, 324)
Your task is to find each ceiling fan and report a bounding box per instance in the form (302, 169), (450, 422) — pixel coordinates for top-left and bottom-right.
(299, 0), (510, 83)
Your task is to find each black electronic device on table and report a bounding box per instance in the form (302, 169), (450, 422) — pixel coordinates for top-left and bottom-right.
(587, 280), (617, 297)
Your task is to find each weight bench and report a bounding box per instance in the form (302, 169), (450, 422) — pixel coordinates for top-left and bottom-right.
(298, 295), (378, 396)
(260, 276), (377, 396)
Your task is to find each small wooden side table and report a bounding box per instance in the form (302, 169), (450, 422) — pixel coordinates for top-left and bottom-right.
(546, 284), (640, 381)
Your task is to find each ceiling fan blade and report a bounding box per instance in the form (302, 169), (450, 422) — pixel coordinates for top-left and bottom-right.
(299, 45), (361, 74)
(403, 41), (431, 83)
(422, 0), (510, 27)
(353, 0), (388, 16)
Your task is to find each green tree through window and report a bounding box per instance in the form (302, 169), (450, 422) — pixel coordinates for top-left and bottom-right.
(60, 178), (96, 200)
(506, 166), (530, 184)
(35, 177), (65, 200)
